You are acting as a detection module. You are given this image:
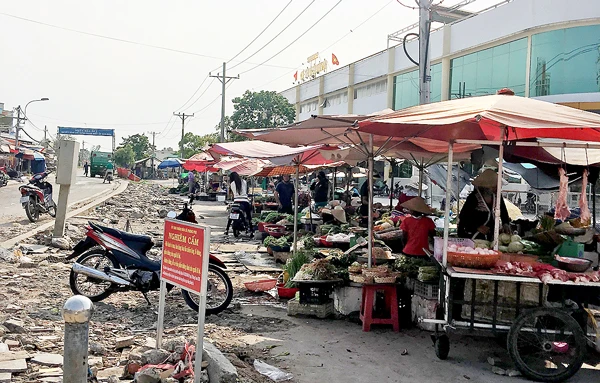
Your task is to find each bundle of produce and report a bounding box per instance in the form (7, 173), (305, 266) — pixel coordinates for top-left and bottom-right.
(263, 235), (290, 250)
(283, 250), (311, 287)
(374, 229), (402, 241)
(348, 261), (362, 273)
(319, 224), (341, 236)
(418, 266), (439, 283)
(448, 243), (499, 256)
(393, 255), (433, 279)
(294, 258), (337, 281)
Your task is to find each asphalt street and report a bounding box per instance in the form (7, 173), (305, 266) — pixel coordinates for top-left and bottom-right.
(0, 172), (117, 224)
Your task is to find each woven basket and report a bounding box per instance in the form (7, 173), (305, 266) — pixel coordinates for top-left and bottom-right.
(348, 265), (362, 273)
(362, 269), (382, 278)
(349, 274), (365, 283)
(447, 252), (500, 269)
(374, 275), (398, 284)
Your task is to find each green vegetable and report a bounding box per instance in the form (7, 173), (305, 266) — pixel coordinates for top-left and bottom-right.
(283, 250), (311, 287)
(508, 241), (524, 253)
(498, 245), (509, 253)
(510, 234), (522, 243)
(263, 235), (290, 248)
(264, 212), (284, 223)
(474, 239), (491, 249)
(500, 233), (512, 246)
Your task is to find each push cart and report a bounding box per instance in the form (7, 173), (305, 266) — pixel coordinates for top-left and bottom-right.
(423, 257), (600, 382)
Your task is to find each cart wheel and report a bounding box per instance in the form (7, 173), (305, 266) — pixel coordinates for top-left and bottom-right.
(508, 308), (585, 383)
(435, 335), (450, 360)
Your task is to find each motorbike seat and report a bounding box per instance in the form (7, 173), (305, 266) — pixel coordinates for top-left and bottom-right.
(90, 222), (154, 250)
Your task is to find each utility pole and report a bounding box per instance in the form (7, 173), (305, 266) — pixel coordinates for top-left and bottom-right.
(210, 62), (239, 142)
(44, 125), (48, 142)
(14, 106), (23, 148)
(148, 131), (158, 178)
(418, 0), (433, 105)
(173, 113), (193, 159)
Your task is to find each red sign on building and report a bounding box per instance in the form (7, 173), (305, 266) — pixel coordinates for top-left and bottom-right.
(161, 219), (208, 294)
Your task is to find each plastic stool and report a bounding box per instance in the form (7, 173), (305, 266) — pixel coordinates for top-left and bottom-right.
(359, 284), (399, 332)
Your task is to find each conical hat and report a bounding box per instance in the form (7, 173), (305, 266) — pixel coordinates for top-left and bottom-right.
(400, 197), (434, 215)
(472, 169), (498, 188)
(332, 205), (347, 223)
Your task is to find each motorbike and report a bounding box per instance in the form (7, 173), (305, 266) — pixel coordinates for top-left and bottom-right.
(0, 169), (8, 187)
(66, 204), (233, 315)
(373, 180), (390, 197)
(19, 172), (57, 222)
(228, 202), (249, 238)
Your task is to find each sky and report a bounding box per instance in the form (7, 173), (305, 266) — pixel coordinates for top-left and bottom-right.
(0, 0), (501, 152)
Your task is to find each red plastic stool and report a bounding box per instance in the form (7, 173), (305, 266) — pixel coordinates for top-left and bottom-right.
(359, 283), (399, 332)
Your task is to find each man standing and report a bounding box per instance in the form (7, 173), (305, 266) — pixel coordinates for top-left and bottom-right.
(275, 174), (295, 214)
(310, 171), (330, 208)
(188, 170), (196, 194)
(83, 161), (89, 177)
(103, 161), (114, 184)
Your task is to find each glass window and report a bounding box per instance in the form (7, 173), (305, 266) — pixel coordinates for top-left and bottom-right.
(450, 38), (527, 99)
(529, 25), (600, 97)
(393, 63), (441, 110)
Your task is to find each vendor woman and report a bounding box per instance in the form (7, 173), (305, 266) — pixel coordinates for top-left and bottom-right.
(457, 169), (510, 240)
(400, 197), (436, 257)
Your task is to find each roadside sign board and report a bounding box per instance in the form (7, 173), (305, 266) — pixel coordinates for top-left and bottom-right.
(160, 219), (209, 294)
(157, 218), (210, 383)
(58, 127), (115, 137)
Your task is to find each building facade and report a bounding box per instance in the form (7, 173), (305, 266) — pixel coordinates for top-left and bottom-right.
(280, 0), (600, 122)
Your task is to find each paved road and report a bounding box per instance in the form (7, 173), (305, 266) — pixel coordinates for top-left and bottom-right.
(0, 173), (117, 224)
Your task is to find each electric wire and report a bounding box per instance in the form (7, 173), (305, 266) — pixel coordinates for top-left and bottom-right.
(228, 0), (316, 71)
(239, 0), (343, 75)
(226, 0), (293, 65)
(174, 75), (210, 112)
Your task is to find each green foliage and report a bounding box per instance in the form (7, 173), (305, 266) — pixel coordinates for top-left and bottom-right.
(119, 134), (154, 160)
(114, 145), (135, 167)
(178, 132), (218, 159)
(283, 250), (312, 287)
(230, 90), (295, 130)
(263, 235), (290, 248)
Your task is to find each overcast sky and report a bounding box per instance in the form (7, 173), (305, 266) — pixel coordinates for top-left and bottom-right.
(0, 0), (499, 151)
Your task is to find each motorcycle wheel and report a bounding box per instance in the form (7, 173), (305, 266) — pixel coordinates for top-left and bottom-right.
(25, 197), (39, 222)
(48, 201), (57, 217)
(233, 226), (240, 238)
(69, 249), (119, 302)
(182, 264), (233, 315)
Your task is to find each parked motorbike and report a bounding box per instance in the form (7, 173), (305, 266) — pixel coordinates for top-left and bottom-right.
(0, 169), (8, 187)
(19, 172), (56, 222)
(228, 203), (248, 238)
(66, 204), (233, 315)
(373, 180), (390, 197)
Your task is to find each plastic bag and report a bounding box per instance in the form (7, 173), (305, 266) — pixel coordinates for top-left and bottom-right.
(253, 360), (293, 381)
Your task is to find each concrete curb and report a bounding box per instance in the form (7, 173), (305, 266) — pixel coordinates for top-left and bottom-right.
(0, 180), (129, 249)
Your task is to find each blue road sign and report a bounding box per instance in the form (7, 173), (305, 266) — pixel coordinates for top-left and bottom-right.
(58, 127), (114, 137)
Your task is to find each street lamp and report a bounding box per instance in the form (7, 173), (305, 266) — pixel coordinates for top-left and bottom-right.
(17, 97), (49, 147)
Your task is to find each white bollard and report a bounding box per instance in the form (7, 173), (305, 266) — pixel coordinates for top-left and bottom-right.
(62, 295), (94, 383)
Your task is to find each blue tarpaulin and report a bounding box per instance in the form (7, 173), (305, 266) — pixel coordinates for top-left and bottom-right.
(158, 158), (183, 169)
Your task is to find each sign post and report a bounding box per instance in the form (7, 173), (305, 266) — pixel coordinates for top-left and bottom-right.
(157, 219), (210, 383)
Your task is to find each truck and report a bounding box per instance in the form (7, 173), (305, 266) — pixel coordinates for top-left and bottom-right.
(90, 151), (113, 178)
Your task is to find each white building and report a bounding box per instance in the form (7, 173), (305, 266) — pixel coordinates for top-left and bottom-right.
(279, 0), (600, 205)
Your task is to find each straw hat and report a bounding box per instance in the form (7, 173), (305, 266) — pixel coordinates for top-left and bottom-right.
(400, 197), (435, 215)
(472, 169), (498, 189)
(331, 205), (347, 223)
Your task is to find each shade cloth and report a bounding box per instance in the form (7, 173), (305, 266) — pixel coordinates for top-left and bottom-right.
(252, 161), (346, 177)
(157, 158), (183, 169)
(214, 157), (270, 176)
(358, 94), (600, 143)
(183, 151), (216, 172)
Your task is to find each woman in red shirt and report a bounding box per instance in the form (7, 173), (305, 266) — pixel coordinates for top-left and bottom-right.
(399, 197), (436, 257)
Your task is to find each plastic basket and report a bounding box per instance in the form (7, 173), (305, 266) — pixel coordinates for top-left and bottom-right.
(433, 237), (474, 262)
(414, 280), (439, 300)
(447, 252), (500, 269)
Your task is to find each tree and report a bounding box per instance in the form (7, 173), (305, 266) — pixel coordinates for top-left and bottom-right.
(230, 90), (295, 130)
(119, 134), (154, 160)
(178, 132), (218, 159)
(114, 145), (135, 167)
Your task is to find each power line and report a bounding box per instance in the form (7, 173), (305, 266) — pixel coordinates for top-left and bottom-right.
(228, 0), (317, 71)
(239, 0), (343, 75)
(227, 0), (294, 64)
(183, 78), (217, 111)
(174, 75), (209, 112)
(0, 12), (298, 70)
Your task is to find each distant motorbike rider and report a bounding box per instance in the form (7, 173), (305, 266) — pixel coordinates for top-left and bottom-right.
(225, 172), (253, 236)
(103, 161), (114, 184)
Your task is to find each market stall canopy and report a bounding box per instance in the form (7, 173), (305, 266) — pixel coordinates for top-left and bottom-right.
(253, 161), (346, 177)
(358, 94), (600, 143)
(426, 164), (472, 199)
(157, 158), (183, 169)
(214, 157), (270, 176)
(208, 141), (339, 167)
(0, 138), (11, 154)
(15, 150), (44, 161)
(183, 152), (217, 172)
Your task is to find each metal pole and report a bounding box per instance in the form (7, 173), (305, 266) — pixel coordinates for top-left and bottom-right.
(62, 295), (93, 383)
(442, 142), (454, 267)
(389, 160), (394, 210)
(367, 134), (374, 268)
(418, 0), (432, 105)
(181, 114), (186, 157)
(493, 139), (505, 250)
(293, 164), (300, 255)
(332, 167), (337, 199)
(156, 280), (167, 349)
(418, 158), (424, 196)
(220, 62), (226, 142)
